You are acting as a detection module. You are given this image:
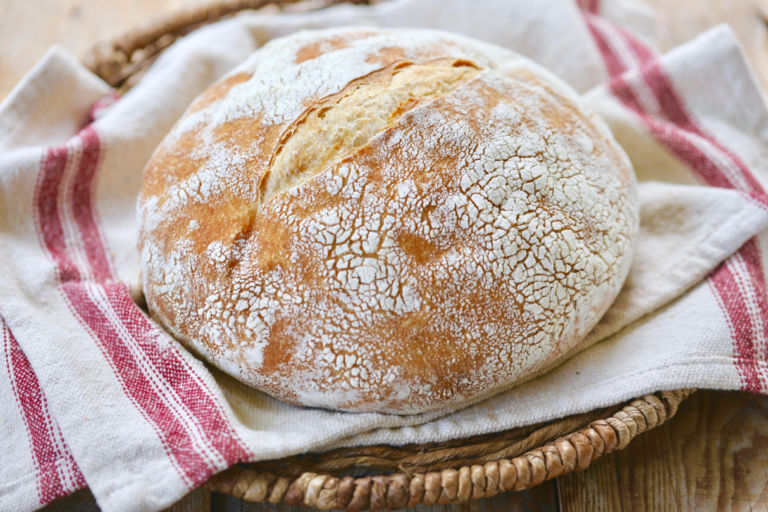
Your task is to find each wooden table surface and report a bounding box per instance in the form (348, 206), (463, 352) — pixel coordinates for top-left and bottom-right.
(5, 1), (768, 511)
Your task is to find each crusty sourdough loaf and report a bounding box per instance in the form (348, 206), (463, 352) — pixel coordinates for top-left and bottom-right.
(138, 28), (638, 414)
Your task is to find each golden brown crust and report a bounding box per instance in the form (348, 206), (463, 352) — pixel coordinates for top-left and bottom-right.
(138, 28), (638, 414)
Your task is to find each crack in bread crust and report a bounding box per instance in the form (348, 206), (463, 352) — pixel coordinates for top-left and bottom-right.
(259, 58), (480, 204)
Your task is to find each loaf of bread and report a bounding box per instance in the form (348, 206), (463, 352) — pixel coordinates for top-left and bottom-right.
(138, 28), (638, 414)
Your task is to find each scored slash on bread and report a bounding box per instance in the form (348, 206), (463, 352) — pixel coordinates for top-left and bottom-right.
(138, 28), (638, 414)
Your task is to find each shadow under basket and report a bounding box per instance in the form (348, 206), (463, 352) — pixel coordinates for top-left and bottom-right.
(82, 0), (695, 509)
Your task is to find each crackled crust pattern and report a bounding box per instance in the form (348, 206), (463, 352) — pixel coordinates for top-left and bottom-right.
(138, 28), (638, 414)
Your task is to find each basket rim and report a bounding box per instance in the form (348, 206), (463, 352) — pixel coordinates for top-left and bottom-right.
(83, 1), (695, 509)
(206, 390), (695, 510)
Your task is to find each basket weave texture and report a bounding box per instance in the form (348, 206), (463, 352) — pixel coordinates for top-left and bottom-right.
(207, 390), (694, 510)
(82, 1), (695, 509)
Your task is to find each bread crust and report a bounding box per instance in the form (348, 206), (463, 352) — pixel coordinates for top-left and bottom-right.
(138, 28), (638, 414)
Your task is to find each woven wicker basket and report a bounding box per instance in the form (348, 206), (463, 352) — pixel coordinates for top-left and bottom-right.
(83, 1), (695, 509)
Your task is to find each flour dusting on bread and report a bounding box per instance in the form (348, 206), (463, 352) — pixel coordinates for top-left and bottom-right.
(138, 28), (638, 414)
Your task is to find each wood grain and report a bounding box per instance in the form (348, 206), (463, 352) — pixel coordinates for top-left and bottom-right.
(166, 487), (212, 512)
(558, 391), (768, 511)
(0, 0), (211, 99)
